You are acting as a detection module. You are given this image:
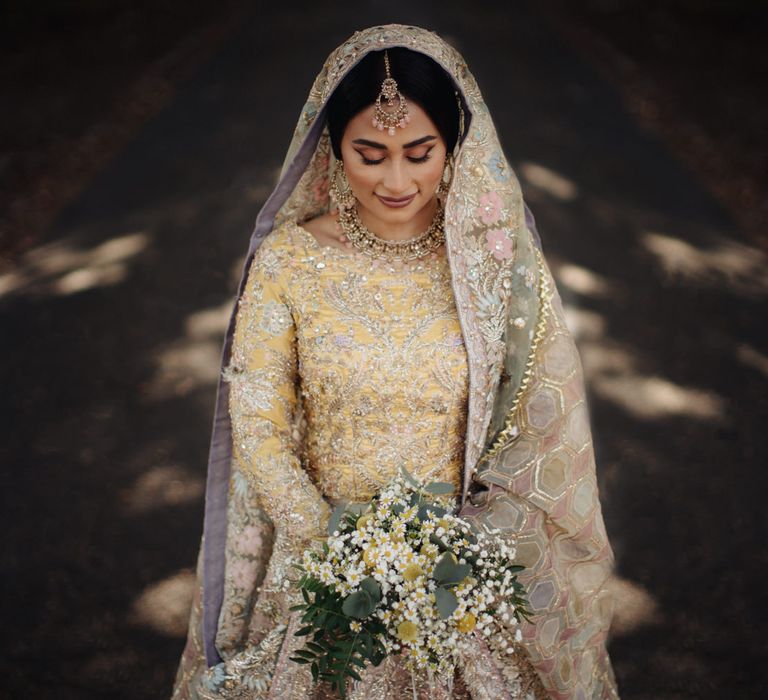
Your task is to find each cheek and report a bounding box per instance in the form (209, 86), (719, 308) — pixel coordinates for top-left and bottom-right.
(343, 162), (377, 195)
(421, 158), (445, 189)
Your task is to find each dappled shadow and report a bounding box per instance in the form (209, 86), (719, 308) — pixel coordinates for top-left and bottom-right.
(1, 3), (765, 700)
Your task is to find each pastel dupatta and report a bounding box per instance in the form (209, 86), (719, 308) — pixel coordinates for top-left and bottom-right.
(172, 25), (618, 700)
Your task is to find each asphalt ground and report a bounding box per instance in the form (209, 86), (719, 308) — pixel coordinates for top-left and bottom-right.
(1, 2), (766, 698)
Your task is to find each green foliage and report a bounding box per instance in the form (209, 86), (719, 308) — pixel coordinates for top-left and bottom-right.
(434, 586), (459, 619)
(327, 501), (348, 536)
(290, 574), (387, 699)
(423, 481), (455, 495)
(432, 552), (471, 587)
(290, 468), (534, 697)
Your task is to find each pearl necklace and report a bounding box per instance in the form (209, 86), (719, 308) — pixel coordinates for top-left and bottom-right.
(337, 202), (445, 262)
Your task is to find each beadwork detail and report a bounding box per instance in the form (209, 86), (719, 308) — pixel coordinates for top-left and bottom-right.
(337, 201), (446, 262)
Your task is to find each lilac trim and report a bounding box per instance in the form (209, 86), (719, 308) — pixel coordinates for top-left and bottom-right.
(200, 110), (329, 666)
(524, 201), (542, 251)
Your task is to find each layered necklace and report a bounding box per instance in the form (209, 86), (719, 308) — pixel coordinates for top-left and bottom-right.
(337, 201), (445, 262)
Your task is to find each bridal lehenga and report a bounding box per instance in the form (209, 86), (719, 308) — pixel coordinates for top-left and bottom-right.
(171, 25), (620, 700)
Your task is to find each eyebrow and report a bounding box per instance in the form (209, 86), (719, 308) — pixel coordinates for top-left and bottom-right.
(352, 135), (437, 149)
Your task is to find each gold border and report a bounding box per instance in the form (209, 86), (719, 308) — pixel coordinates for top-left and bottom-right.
(478, 247), (551, 465)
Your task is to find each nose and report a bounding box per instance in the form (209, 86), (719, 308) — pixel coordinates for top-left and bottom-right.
(381, 158), (409, 194)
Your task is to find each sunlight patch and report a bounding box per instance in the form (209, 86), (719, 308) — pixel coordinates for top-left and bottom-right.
(557, 264), (613, 297)
(145, 301), (232, 399)
(121, 464), (204, 514)
(642, 231), (768, 294)
(519, 161), (578, 201)
(0, 232), (149, 299)
(607, 575), (660, 637)
(592, 374), (724, 421)
(129, 569), (196, 637)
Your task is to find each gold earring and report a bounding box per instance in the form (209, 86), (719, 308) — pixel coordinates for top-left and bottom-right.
(437, 153), (454, 200)
(330, 161), (356, 211)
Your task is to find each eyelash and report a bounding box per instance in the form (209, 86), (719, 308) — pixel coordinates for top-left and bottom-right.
(360, 151), (433, 166)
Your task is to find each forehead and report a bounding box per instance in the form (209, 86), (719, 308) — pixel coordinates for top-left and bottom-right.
(343, 101), (441, 147)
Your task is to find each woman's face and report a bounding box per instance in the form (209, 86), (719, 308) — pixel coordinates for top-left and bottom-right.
(339, 101), (447, 237)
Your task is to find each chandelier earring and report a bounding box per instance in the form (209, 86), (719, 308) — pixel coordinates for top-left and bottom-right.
(330, 161), (356, 212)
(436, 153), (454, 202)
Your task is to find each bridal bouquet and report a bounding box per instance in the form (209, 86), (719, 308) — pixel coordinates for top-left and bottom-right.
(289, 467), (530, 697)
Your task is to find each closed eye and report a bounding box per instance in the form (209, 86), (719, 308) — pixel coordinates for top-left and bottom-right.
(406, 146), (434, 164)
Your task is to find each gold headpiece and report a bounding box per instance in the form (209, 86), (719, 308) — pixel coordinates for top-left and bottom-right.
(371, 51), (410, 136)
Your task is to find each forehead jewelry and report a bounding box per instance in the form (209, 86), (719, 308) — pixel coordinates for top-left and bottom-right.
(372, 51), (410, 136)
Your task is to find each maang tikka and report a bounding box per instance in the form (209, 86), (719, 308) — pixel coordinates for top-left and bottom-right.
(372, 51), (410, 136)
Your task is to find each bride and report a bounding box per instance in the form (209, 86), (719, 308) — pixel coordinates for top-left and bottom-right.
(171, 25), (619, 700)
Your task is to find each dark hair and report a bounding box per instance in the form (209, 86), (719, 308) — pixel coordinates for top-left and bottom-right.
(326, 48), (462, 159)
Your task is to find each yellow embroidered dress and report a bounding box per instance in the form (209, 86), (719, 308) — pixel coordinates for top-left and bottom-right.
(213, 220), (476, 697)
(229, 220), (468, 516)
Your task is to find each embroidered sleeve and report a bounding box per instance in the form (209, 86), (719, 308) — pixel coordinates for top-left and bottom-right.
(224, 243), (330, 557)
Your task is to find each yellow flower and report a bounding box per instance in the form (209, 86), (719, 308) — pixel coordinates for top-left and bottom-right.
(363, 546), (378, 567)
(420, 543), (437, 559)
(402, 563), (423, 582)
(356, 514), (373, 532)
(457, 613), (476, 633)
(396, 620), (419, 643)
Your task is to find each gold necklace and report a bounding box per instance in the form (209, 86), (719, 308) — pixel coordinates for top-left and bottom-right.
(337, 202), (445, 262)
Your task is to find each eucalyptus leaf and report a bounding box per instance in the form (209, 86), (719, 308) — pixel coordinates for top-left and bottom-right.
(418, 503), (446, 521)
(346, 502), (368, 516)
(400, 465), (422, 489)
(429, 533), (451, 552)
(342, 590), (375, 619)
(432, 552), (471, 586)
(434, 586), (459, 619)
(424, 481), (455, 495)
(359, 577), (382, 603)
(328, 501), (349, 535)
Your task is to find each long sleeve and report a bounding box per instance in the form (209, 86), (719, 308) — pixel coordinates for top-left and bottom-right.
(194, 241), (331, 699)
(224, 244), (330, 558)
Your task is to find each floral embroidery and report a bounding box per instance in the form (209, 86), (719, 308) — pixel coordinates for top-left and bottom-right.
(485, 228), (514, 260)
(231, 559), (259, 590)
(235, 525), (264, 555)
(488, 152), (511, 182)
(260, 300), (293, 336)
(476, 191), (503, 225)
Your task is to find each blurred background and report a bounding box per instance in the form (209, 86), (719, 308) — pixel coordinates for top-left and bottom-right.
(1, 1), (766, 698)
